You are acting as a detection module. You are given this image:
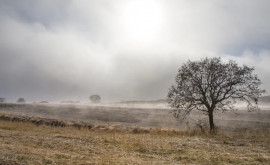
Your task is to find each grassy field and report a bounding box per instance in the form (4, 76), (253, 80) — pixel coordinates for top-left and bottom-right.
(0, 115), (269, 164)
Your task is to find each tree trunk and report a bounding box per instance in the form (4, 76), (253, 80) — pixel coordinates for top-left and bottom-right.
(208, 111), (215, 133)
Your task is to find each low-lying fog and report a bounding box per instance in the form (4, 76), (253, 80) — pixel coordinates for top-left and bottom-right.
(0, 101), (269, 131)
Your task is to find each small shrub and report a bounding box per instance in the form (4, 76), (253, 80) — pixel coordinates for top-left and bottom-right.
(17, 98), (25, 103)
(131, 126), (150, 134)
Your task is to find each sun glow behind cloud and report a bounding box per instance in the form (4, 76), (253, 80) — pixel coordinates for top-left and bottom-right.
(116, 0), (166, 48)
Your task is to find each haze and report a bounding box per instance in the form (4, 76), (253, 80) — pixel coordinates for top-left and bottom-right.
(0, 0), (270, 102)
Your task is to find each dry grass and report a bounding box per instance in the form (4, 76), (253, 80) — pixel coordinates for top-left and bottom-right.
(0, 114), (269, 164)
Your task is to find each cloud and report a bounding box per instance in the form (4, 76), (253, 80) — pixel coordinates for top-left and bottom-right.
(0, 0), (270, 102)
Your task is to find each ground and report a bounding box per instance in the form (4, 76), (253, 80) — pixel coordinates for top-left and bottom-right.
(0, 103), (269, 164)
(0, 119), (269, 165)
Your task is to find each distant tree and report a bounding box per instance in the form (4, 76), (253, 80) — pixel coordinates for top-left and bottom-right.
(0, 97), (6, 103)
(17, 98), (26, 103)
(89, 95), (101, 103)
(168, 57), (265, 132)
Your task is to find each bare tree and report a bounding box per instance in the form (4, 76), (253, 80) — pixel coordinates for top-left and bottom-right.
(89, 95), (101, 103)
(168, 57), (265, 132)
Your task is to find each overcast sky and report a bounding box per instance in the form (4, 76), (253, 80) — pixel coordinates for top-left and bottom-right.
(0, 0), (270, 102)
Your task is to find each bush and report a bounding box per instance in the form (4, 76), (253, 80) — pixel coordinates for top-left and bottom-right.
(17, 98), (25, 103)
(89, 95), (101, 103)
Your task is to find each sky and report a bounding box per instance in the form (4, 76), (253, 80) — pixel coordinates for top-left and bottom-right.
(0, 0), (270, 102)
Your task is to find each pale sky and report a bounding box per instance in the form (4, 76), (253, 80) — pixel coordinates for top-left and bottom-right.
(0, 0), (270, 102)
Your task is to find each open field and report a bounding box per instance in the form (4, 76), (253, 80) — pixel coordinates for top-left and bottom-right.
(0, 117), (269, 164)
(0, 103), (270, 164)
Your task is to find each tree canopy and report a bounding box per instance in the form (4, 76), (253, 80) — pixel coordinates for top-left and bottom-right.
(17, 98), (25, 103)
(168, 57), (265, 131)
(89, 95), (101, 103)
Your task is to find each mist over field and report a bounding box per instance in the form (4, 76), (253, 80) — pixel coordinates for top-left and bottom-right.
(0, 0), (269, 131)
(0, 0), (269, 134)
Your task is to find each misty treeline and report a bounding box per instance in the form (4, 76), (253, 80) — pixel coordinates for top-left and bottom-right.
(0, 97), (26, 103)
(0, 94), (103, 104)
(168, 57), (265, 133)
